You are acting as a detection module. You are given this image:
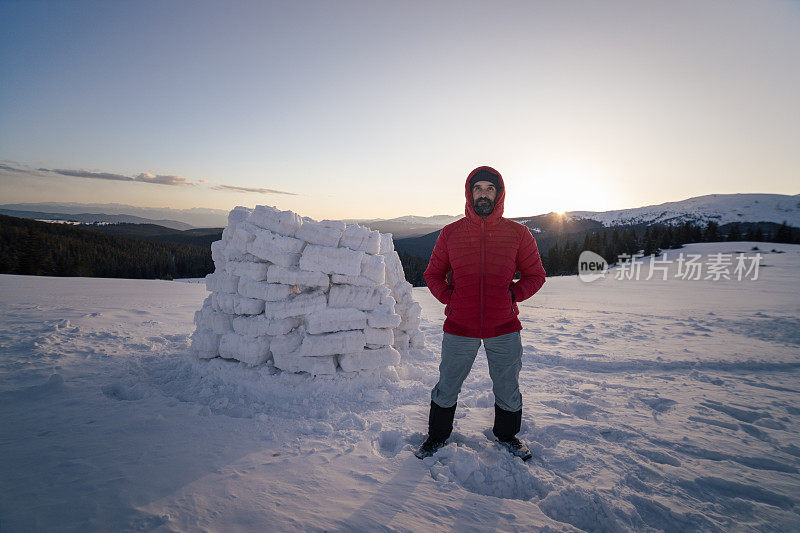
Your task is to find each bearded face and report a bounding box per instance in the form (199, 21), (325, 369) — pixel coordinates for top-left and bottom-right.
(471, 180), (498, 217)
(473, 196), (494, 217)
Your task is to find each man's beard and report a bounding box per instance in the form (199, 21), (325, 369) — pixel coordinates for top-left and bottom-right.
(473, 198), (494, 217)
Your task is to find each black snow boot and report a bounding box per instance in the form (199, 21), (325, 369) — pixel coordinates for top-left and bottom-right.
(493, 404), (532, 461)
(414, 401), (456, 459)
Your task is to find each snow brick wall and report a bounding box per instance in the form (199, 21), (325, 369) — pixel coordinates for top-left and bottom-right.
(190, 205), (425, 376)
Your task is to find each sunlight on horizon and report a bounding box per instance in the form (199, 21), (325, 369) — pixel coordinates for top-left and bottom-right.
(504, 158), (619, 217)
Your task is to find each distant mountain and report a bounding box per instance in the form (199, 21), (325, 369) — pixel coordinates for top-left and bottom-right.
(347, 214), (462, 239)
(0, 202), (229, 228)
(0, 208), (197, 231)
(359, 193), (798, 241)
(564, 193), (800, 228)
(395, 193), (799, 260)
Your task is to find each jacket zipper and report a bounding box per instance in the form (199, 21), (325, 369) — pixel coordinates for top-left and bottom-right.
(480, 219), (485, 338)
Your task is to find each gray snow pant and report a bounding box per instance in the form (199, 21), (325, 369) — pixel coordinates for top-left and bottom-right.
(430, 331), (523, 412)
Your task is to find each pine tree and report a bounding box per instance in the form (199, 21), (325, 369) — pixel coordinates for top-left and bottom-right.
(703, 221), (719, 242)
(775, 221), (792, 243)
(727, 223), (741, 241)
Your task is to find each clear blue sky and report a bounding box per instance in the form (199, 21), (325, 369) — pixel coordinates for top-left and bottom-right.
(1, 0), (798, 220)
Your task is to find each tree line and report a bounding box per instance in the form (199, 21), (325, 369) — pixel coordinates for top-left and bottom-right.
(542, 220), (797, 277)
(0, 215), (213, 279)
(398, 220), (798, 285)
(2, 214), (795, 285)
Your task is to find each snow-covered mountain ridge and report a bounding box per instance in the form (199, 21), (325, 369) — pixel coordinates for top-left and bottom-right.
(565, 193), (800, 228)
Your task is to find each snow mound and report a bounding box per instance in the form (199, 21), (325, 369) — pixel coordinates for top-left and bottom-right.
(190, 205), (425, 376)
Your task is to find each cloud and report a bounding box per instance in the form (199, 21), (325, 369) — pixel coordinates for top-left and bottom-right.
(135, 172), (193, 186)
(0, 163), (51, 178)
(212, 184), (298, 196)
(30, 167), (194, 186)
(47, 168), (134, 181)
(3, 160), (292, 194)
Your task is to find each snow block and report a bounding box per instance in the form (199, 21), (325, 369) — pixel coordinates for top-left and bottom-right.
(393, 332), (410, 350)
(404, 301), (422, 319)
(384, 251), (405, 288)
(231, 223), (258, 253)
(190, 329), (220, 359)
(228, 206), (252, 226)
(205, 272), (240, 294)
(273, 352), (337, 375)
(367, 304), (402, 328)
(328, 284), (381, 311)
(232, 315), (299, 337)
(215, 292), (264, 315)
(306, 308), (367, 335)
(225, 261), (269, 282)
(364, 326), (394, 346)
(379, 232), (394, 254)
(266, 265), (329, 289)
(264, 291), (327, 319)
(299, 245), (364, 276)
(247, 229), (305, 268)
(300, 330), (366, 357)
(220, 226), (235, 242)
(211, 240), (227, 265)
(224, 248), (261, 264)
(295, 219), (345, 247)
(330, 273), (375, 287)
(194, 307), (233, 335)
(340, 225), (381, 254)
(360, 253), (386, 284)
(249, 205), (303, 237)
(338, 346), (401, 372)
(213, 292), (234, 314)
(270, 328), (304, 355)
(219, 332), (271, 366)
(237, 277), (292, 302)
(376, 285), (392, 301)
(392, 281), (414, 304)
(235, 295), (265, 315)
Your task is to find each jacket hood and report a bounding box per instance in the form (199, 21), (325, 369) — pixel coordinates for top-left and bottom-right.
(465, 166), (505, 223)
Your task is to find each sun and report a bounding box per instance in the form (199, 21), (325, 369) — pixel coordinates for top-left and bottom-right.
(504, 160), (616, 217)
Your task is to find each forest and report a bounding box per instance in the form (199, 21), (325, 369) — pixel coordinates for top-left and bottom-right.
(1, 214), (796, 286)
(0, 215), (213, 279)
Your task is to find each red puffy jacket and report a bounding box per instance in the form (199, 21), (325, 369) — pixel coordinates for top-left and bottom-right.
(423, 166), (547, 338)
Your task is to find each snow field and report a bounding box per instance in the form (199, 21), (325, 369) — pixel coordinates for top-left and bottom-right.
(190, 205), (424, 375)
(0, 243), (798, 531)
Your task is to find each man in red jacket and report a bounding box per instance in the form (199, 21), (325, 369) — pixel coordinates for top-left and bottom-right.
(415, 166), (547, 460)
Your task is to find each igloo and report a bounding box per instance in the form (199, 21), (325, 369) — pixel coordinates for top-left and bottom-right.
(190, 205), (425, 376)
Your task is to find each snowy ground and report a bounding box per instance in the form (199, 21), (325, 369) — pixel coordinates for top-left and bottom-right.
(1, 242), (798, 532)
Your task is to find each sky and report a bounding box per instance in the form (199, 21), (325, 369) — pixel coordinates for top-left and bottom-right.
(1, 0), (798, 221)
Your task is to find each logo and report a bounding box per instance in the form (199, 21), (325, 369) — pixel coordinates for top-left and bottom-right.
(578, 250), (608, 282)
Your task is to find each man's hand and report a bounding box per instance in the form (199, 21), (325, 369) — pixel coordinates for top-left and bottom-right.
(511, 228), (547, 302)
